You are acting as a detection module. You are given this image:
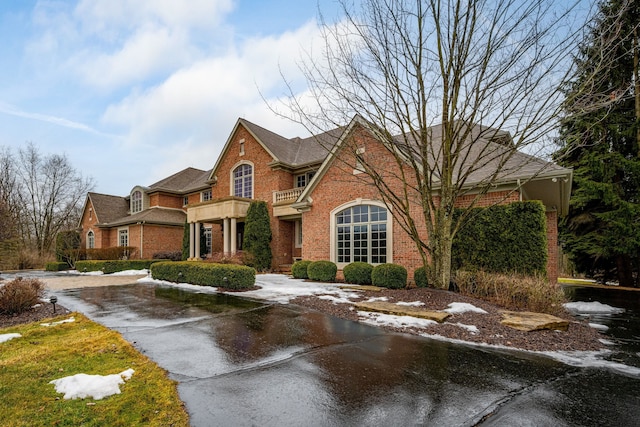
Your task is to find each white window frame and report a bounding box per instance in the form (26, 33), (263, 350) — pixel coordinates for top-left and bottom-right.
(330, 199), (392, 268)
(204, 226), (212, 254)
(201, 189), (212, 202)
(131, 190), (143, 214)
(87, 230), (95, 249)
(183, 196), (189, 206)
(294, 219), (303, 248)
(118, 227), (129, 247)
(295, 171), (316, 188)
(230, 161), (254, 199)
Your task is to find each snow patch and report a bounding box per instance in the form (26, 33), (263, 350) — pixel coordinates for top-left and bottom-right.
(396, 301), (425, 307)
(50, 369), (135, 400)
(41, 317), (75, 327)
(358, 311), (438, 329)
(318, 295), (353, 304)
(563, 301), (624, 314)
(0, 333), (22, 343)
(445, 302), (487, 314)
(111, 269), (149, 276)
(588, 323), (609, 331)
(365, 296), (389, 303)
(455, 323), (479, 334)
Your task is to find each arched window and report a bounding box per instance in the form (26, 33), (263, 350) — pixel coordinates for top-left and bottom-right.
(233, 164), (253, 198)
(131, 190), (142, 213)
(335, 204), (388, 264)
(87, 230), (95, 249)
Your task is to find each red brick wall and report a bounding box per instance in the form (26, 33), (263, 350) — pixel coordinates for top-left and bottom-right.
(78, 198), (111, 250)
(211, 124), (296, 267)
(149, 192), (183, 209)
(301, 127), (560, 282)
(546, 210), (559, 283)
(128, 224), (183, 259)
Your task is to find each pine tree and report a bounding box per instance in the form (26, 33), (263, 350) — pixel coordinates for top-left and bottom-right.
(181, 220), (189, 261)
(556, 0), (640, 286)
(243, 201), (272, 271)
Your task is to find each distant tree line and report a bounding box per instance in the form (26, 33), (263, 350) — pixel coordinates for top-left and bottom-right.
(0, 143), (93, 265)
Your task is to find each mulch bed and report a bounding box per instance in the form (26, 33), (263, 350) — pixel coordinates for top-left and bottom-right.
(0, 301), (72, 329)
(291, 286), (606, 352)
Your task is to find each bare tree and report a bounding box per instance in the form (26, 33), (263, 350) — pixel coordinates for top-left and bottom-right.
(7, 143), (95, 257)
(276, 0), (617, 288)
(0, 147), (20, 241)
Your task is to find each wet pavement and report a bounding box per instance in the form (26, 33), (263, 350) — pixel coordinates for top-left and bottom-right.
(51, 282), (640, 426)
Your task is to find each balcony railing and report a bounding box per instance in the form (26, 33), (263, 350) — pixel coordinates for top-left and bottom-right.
(273, 187), (304, 204)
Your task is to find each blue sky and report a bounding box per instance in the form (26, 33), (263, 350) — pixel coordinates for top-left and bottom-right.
(0, 0), (338, 195)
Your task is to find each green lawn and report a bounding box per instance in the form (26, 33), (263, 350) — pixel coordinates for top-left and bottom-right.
(0, 313), (189, 426)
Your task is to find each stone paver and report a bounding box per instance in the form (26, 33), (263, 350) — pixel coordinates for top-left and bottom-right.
(500, 311), (569, 332)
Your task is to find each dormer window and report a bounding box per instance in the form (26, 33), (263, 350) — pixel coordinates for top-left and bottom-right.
(131, 190), (143, 214)
(201, 189), (212, 202)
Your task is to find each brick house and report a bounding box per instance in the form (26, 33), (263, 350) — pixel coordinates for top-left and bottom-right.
(79, 116), (571, 281)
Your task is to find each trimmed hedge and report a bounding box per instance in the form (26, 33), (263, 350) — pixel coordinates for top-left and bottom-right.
(75, 259), (159, 274)
(372, 263), (407, 289)
(343, 262), (373, 285)
(307, 260), (337, 282)
(150, 261), (255, 290)
(292, 260), (312, 279)
(452, 201), (548, 275)
(45, 262), (70, 272)
(414, 266), (429, 288)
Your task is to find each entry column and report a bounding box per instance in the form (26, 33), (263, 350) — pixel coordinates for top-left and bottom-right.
(223, 218), (230, 255)
(194, 222), (201, 260)
(230, 218), (237, 254)
(189, 222), (195, 259)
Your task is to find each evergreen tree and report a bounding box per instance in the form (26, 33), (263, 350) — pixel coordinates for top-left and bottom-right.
(243, 201), (272, 271)
(181, 220), (189, 261)
(556, 0), (640, 286)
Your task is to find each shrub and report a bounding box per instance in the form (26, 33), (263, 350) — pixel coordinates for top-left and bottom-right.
(205, 252), (245, 265)
(152, 251), (182, 262)
(181, 220), (189, 261)
(454, 270), (566, 315)
(83, 247), (138, 261)
(307, 261), (337, 282)
(0, 278), (45, 314)
(45, 262), (69, 272)
(343, 262), (373, 285)
(291, 260), (312, 279)
(414, 266), (430, 288)
(150, 261), (255, 290)
(372, 264), (407, 289)
(243, 201), (273, 271)
(75, 259), (158, 274)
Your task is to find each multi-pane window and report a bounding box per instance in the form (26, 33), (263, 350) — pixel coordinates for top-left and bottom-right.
(87, 230), (95, 249)
(119, 229), (128, 247)
(233, 164), (253, 198)
(336, 205), (387, 264)
(295, 171), (316, 188)
(183, 196), (189, 206)
(131, 190), (142, 213)
(201, 190), (212, 202)
(204, 227), (212, 254)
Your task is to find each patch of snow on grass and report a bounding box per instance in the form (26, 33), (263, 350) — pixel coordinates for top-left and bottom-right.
(111, 269), (148, 276)
(50, 368), (135, 400)
(0, 333), (21, 343)
(41, 317), (75, 327)
(599, 339), (615, 346)
(358, 311), (438, 329)
(242, 274), (354, 304)
(564, 301), (624, 314)
(445, 302), (487, 314)
(396, 301), (424, 307)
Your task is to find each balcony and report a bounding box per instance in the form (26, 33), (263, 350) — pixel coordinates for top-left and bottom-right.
(186, 197), (251, 223)
(273, 187), (304, 218)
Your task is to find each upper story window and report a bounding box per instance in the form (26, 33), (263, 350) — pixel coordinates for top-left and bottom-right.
(131, 190), (143, 214)
(233, 164), (253, 198)
(295, 171), (316, 188)
(183, 196), (189, 206)
(201, 189), (212, 202)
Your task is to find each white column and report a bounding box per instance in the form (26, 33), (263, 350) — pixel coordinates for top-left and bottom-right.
(223, 218), (230, 255)
(194, 222), (201, 260)
(189, 222), (195, 259)
(230, 217), (237, 254)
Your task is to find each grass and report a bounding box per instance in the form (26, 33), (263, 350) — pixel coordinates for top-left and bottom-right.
(0, 313), (189, 427)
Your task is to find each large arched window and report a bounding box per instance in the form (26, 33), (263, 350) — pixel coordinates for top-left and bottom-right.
(131, 190), (142, 213)
(334, 203), (389, 264)
(233, 164), (253, 198)
(87, 230), (95, 249)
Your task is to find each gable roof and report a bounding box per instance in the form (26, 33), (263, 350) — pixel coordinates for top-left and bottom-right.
(97, 207), (186, 228)
(296, 116), (572, 215)
(209, 118), (341, 180)
(147, 167), (210, 194)
(87, 192), (129, 225)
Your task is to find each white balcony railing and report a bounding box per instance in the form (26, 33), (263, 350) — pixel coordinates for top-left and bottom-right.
(273, 187), (304, 204)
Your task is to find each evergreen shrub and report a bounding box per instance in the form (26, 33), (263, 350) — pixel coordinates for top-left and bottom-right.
(75, 259), (158, 273)
(307, 260), (337, 282)
(452, 201), (547, 275)
(152, 251), (182, 261)
(371, 263), (407, 289)
(291, 260), (312, 279)
(150, 261), (255, 290)
(343, 262), (373, 285)
(414, 266), (429, 288)
(45, 262), (69, 272)
(243, 201), (273, 271)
